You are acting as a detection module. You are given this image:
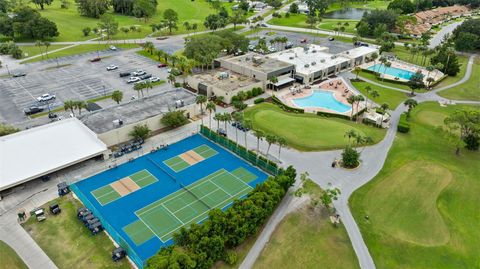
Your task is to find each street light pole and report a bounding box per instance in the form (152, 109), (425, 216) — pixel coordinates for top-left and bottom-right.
(5, 64), (10, 76)
(103, 85), (106, 96)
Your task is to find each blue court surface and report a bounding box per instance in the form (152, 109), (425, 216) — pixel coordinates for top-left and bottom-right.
(71, 134), (268, 268)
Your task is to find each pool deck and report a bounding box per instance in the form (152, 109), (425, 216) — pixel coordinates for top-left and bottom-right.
(278, 78), (365, 116)
(361, 60), (444, 84)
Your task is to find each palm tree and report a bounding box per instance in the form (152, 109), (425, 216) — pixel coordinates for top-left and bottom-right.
(379, 103), (389, 127)
(360, 136), (373, 152)
(354, 66), (362, 79)
(111, 90), (123, 104)
(156, 49), (164, 62)
(253, 129), (264, 157)
(378, 56), (387, 75)
(191, 23), (198, 35)
(133, 83), (144, 98)
(370, 90), (379, 107)
(75, 101), (86, 115)
(213, 113), (222, 130)
(64, 100), (75, 116)
(355, 95), (365, 118)
(222, 112), (232, 136)
(232, 112), (243, 144)
(167, 73), (176, 85)
(178, 56), (195, 84)
(347, 95), (356, 120)
(344, 129), (357, 144)
(277, 137), (286, 160)
(35, 40), (44, 59)
(206, 101), (216, 129)
(364, 86), (371, 108)
(382, 61), (391, 81)
(404, 99), (418, 119)
(265, 134), (277, 158)
(196, 95), (207, 115)
(43, 41), (50, 59)
(268, 76), (278, 90)
(426, 77), (435, 89)
(371, 52), (378, 66)
(242, 119), (252, 150)
(183, 21), (191, 35)
(144, 80), (153, 96)
(143, 41), (155, 54)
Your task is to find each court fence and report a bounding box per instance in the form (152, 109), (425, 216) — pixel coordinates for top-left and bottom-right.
(69, 184), (145, 269)
(199, 125), (280, 176)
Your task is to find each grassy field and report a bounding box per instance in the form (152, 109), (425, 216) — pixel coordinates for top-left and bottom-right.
(21, 43), (138, 64)
(19, 44), (69, 58)
(327, 0), (391, 11)
(22, 195), (131, 269)
(0, 241), (28, 269)
(30, 0), (232, 41)
(437, 57), (479, 100)
(244, 103), (386, 151)
(268, 14), (357, 34)
(350, 102), (480, 268)
(253, 180), (360, 269)
(352, 80), (408, 108)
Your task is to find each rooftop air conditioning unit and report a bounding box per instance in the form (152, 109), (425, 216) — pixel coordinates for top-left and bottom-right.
(345, 51), (350, 54)
(331, 55), (336, 59)
(289, 56), (294, 60)
(304, 64), (310, 68)
(311, 62), (316, 65)
(312, 50), (317, 53)
(320, 59), (325, 63)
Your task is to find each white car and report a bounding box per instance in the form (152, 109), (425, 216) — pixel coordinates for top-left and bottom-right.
(106, 65), (118, 71)
(37, 93), (56, 102)
(127, 77), (141, 84)
(109, 45), (117, 51)
(132, 70), (146, 76)
(149, 77), (161, 83)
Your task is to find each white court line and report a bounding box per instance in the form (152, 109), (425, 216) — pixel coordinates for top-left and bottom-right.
(161, 204), (184, 224)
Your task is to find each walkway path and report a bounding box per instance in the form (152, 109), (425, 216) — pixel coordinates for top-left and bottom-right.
(428, 21), (463, 49)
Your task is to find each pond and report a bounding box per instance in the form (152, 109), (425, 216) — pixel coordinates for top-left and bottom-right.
(323, 8), (370, 20)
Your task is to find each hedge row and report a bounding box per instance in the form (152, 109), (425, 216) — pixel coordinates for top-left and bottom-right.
(397, 113), (410, 133)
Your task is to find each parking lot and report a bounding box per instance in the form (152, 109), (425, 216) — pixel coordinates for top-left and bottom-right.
(0, 49), (171, 126)
(247, 30), (355, 54)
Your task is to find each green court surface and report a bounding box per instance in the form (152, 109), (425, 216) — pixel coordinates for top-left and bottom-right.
(123, 167), (257, 244)
(163, 144), (218, 172)
(91, 170), (158, 206)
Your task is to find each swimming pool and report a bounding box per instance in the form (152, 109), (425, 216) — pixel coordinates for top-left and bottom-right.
(367, 64), (416, 80)
(292, 90), (351, 113)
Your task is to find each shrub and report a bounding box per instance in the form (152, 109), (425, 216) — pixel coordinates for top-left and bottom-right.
(174, 82), (182, 87)
(272, 95), (304, 113)
(232, 100), (247, 110)
(397, 113), (410, 133)
(316, 111), (351, 120)
(223, 250), (238, 265)
(254, 98), (265, 104)
(161, 110), (188, 128)
(342, 145), (360, 168)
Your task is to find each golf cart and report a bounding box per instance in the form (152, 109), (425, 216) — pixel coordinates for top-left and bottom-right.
(112, 247), (126, 262)
(34, 208), (46, 222)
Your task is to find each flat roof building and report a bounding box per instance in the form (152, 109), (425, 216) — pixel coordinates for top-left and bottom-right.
(0, 118), (107, 192)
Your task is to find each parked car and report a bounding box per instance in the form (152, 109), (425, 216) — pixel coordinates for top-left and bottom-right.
(132, 70), (146, 76)
(300, 38), (307, 43)
(150, 77), (161, 82)
(248, 44), (255, 51)
(37, 93), (56, 102)
(90, 57), (101, 62)
(217, 128), (227, 137)
(328, 36), (335, 41)
(156, 37), (168, 40)
(261, 23), (268, 27)
(119, 72), (131, 77)
(12, 72), (26, 77)
(109, 45), (117, 51)
(24, 106), (43, 115)
(157, 63), (167, 68)
(140, 74), (152, 80)
(268, 46), (276, 53)
(106, 65), (118, 71)
(285, 42), (293, 49)
(127, 77), (141, 84)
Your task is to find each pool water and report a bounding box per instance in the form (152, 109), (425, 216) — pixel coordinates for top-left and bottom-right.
(292, 90), (351, 113)
(367, 64), (416, 80)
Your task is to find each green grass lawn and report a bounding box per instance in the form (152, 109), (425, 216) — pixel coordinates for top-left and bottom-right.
(19, 44), (70, 58)
(22, 195), (131, 269)
(327, 0), (391, 12)
(350, 102), (480, 268)
(244, 103), (386, 151)
(437, 57), (478, 100)
(352, 80), (408, 108)
(21, 43), (138, 64)
(0, 241), (28, 269)
(31, 0), (235, 41)
(253, 180), (359, 269)
(268, 13), (357, 34)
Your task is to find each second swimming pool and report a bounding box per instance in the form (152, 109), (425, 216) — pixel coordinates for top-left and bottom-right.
(292, 90), (351, 113)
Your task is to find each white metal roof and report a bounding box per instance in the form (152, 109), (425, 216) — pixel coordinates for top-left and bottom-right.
(270, 45), (351, 76)
(0, 118), (107, 191)
(339, 46), (379, 59)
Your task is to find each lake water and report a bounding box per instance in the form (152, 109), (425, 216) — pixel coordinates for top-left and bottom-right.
(323, 8), (370, 20)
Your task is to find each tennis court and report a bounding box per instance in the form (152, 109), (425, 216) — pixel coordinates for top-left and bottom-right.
(71, 134), (268, 268)
(91, 170), (158, 206)
(123, 167), (256, 244)
(163, 144), (218, 172)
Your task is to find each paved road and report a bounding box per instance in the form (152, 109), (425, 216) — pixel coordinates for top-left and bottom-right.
(428, 21), (463, 49)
